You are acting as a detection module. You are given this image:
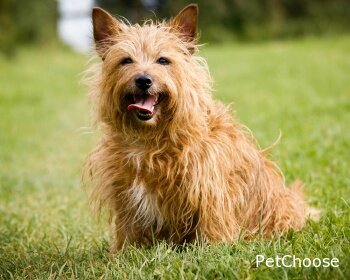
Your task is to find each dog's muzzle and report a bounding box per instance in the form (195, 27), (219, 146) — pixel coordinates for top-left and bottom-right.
(126, 92), (163, 121)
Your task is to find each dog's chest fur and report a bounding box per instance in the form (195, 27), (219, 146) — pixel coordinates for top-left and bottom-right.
(128, 177), (163, 231)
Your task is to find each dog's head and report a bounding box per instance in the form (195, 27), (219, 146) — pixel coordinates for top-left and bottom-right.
(90, 4), (210, 138)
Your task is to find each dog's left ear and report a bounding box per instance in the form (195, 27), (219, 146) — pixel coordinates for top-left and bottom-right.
(92, 7), (121, 58)
(171, 4), (198, 52)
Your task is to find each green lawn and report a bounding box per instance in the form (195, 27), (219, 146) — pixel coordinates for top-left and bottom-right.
(0, 36), (349, 279)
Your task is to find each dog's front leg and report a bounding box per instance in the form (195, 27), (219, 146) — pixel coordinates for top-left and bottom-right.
(110, 214), (153, 252)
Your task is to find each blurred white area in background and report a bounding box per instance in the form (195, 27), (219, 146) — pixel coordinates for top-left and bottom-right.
(58, 0), (94, 53)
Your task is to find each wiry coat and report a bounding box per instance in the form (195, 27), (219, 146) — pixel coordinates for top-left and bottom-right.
(85, 5), (309, 252)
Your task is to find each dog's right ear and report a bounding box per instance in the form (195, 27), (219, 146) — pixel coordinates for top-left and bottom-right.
(92, 7), (120, 58)
(171, 4), (198, 53)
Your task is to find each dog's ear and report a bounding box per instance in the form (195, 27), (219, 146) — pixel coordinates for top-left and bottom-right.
(171, 4), (198, 52)
(92, 7), (120, 58)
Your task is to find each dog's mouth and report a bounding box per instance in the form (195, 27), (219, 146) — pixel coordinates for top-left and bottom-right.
(126, 93), (163, 121)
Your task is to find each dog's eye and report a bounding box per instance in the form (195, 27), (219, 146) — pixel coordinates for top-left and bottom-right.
(157, 57), (170, 65)
(120, 57), (133, 65)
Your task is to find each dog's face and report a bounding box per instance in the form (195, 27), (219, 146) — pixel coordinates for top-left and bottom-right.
(92, 5), (201, 134)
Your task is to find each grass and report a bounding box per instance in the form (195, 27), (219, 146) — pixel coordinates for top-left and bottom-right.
(0, 36), (349, 279)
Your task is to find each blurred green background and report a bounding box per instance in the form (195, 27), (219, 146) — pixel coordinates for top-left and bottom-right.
(99, 0), (350, 42)
(1, 0), (350, 56)
(0, 0), (57, 56)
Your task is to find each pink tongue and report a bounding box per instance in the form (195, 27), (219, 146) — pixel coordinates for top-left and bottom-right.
(127, 95), (156, 115)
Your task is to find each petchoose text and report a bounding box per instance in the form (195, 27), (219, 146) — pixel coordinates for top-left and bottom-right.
(256, 255), (339, 268)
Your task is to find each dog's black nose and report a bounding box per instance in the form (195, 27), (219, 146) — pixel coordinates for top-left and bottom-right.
(135, 75), (152, 91)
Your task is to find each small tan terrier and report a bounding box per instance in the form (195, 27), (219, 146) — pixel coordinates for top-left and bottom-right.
(85, 4), (314, 252)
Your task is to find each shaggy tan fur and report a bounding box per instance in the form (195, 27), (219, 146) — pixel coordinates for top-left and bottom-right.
(84, 4), (312, 252)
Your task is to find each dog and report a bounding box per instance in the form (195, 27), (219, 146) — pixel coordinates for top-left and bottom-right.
(84, 4), (314, 252)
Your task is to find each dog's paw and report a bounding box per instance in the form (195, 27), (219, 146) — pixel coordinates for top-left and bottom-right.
(307, 207), (321, 222)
